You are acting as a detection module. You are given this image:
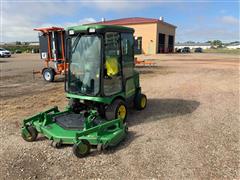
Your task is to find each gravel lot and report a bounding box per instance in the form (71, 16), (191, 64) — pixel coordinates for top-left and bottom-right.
(0, 53), (239, 179)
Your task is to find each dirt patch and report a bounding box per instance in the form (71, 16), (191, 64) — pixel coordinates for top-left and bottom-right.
(0, 53), (239, 179)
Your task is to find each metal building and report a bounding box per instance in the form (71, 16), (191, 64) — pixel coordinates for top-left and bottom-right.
(91, 17), (177, 54)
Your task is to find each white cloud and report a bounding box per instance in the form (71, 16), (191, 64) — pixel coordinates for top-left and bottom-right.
(1, 2), (95, 42)
(177, 27), (239, 42)
(220, 16), (239, 25)
(80, 1), (148, 12)
(176, 15), (240, 42)
(40, 18), (96, 29)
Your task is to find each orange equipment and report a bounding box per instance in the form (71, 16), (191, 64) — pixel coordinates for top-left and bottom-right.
(33, 27), (68, 82)
(134, 57), (156, 66)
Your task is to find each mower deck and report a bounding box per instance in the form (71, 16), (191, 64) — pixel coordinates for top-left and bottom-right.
(21, 107), (127, 157)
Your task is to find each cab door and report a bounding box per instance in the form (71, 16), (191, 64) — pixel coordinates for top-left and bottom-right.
(103, 32), (123, 96)
(121, 33), (135, 98)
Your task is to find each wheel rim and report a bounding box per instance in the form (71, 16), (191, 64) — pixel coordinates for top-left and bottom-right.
(141, 96), (146, 108)
(22, 132), (32, 140)
(78, 143), (88, 154)
(44, 71), (51, 81)
(117, 105), (126, 120)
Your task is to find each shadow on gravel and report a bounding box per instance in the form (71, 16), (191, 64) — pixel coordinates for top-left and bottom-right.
(127, 98), (200, 127)
(0, 60), (9, 63)
(99, 98), (200, 155)
(53, 77), (65, 83)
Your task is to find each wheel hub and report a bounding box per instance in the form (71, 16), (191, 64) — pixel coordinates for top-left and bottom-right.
(44, 72), (51, 81)
(118, 105), (126, 120)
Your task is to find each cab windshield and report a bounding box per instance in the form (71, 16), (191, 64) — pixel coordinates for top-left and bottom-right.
(68, 35), (101, 95)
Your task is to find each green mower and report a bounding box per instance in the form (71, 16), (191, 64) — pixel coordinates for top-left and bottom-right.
(21, 25), (147, 158)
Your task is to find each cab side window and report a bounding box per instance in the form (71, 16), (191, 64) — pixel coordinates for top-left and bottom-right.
(121, 33), (134, 78)
(104, 32), (122, 96)
(121, 33), (133, 58)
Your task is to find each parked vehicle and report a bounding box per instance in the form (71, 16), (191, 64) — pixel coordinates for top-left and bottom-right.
(15, 49), (22, 54)
(194, 47), (203, 53)
(175, 48), (182, 53)
(0, 48), (11, 57)
(181, 47), (191, 53)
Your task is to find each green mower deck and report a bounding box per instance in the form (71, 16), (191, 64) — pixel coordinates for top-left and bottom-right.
(21, 106), (128, 158)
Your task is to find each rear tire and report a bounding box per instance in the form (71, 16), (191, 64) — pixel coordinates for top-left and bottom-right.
(134, 93), (147, 110)
(21, 125), (38, 142)
(105, 99), (127, 123)
(43, 68), (55, 82)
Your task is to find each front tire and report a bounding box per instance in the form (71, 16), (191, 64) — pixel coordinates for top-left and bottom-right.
(105, 99), (127, 123)
(73, 140), (91, 158)
(43, 68), (55, 82)
(21, 125), (38, 142)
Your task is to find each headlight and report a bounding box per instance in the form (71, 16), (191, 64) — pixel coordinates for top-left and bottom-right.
(69, 30), (74, 35)
(88, 28), (95, 33)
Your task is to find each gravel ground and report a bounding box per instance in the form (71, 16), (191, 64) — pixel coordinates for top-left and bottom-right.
(0, 53), (239, 179)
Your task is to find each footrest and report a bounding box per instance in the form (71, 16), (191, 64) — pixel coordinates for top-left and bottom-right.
(53, 112), (84, 130)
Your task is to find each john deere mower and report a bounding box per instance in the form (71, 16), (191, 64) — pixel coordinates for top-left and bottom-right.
(21, 25), (147, 158)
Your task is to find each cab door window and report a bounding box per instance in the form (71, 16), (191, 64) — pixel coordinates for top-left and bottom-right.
(104, 32), (122, 96)
(121, 33), (134, 78)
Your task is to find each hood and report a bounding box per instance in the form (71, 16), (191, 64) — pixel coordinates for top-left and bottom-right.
(0, 50), (10, 53)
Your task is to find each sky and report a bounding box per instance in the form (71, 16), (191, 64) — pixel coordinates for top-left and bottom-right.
(1, 0), (239, 43)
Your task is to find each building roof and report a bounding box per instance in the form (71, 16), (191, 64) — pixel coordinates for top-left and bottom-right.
(175, 43), (211, 46)
(34, 27), (64, 33)
(88, 17), (176, 28)
(227, 42), (240, 46)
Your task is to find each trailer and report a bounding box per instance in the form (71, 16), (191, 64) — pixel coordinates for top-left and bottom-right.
(34, 27), (68, 82)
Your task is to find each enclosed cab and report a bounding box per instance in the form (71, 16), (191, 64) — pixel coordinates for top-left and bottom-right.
(65, 25), (147, 122)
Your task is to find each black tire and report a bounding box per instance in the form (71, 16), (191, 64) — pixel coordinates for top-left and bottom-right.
(98, 104), (106, 118)
(73, 140), (91, 158)
(21, 125), (38, 142)
(42, 68), (55, 82)
(51, 141), (62, 149)
(134, 93), (147, 110)
(68, 98), (83, 113)
(105, 99), (127, 123)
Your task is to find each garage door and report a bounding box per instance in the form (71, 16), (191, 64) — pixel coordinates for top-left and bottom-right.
(158, 33), (165, 53)
(168, 35), (174, 53)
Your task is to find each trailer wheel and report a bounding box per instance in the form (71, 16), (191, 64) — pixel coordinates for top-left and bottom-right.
(21, 125), (38, 142)
(73, 140), (90, 158)
(134, 93), (147, 110)
(105, 99), (127, 123)
(43, 68), (55, 82)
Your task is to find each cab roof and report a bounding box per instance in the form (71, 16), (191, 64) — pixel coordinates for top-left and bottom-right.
(67, 24), (134, 34)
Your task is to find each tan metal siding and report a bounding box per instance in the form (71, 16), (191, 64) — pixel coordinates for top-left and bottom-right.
(115, 22), (176, 54)
(157, 23), (176, 52)
(120, 23), (158, 54)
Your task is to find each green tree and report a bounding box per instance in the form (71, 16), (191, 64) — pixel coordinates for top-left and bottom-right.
(16, 41), (21, 45)
(211, 40), (223, 48)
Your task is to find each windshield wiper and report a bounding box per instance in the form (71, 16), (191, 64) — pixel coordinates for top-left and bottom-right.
(71, 33), (81, 53)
